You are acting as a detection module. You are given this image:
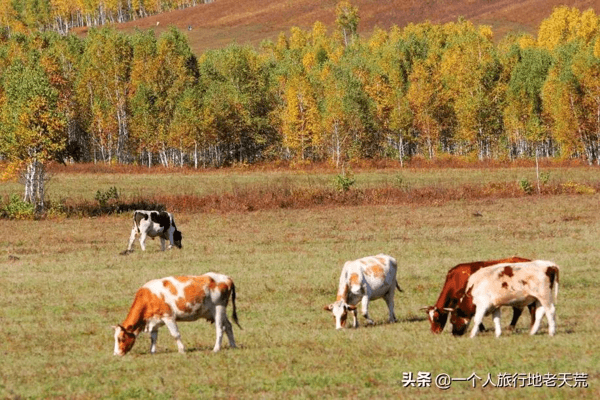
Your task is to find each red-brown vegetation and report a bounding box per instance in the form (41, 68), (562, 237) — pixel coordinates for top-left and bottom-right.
(52, 179), (599, 217)
(105, 0), (600, 54)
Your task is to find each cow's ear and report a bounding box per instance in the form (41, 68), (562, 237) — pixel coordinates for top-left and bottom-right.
(420, 306), (431, 312)
(323, 304), (333, 312)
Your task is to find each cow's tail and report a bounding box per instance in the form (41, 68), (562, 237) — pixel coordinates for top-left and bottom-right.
(133, 211), (141, 233)
(554, 268), (559, 302)
(396, 282), (404, 293)
(547, 266), (559, 303)
(231, 282), (242, 330)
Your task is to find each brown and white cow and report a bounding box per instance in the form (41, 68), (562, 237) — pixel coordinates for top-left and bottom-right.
(324, 254), (402, 329)
(447, 260), (559, 338)
(113, 273), (240, 355)
(126, 210), (182, 252)
(422, 257), (533, 334)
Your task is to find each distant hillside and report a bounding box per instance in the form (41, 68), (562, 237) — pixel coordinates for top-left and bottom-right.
(102, 0), (600, 54)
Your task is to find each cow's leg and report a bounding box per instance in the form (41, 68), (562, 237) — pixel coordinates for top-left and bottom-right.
(384, 289), (397, 323)
(528, 303), (537, 328)
(351, 307), (359, 328)
(469, 306), (487, 338)
(127, 226), (138, 251)
(213, 305), (228, 352)
(160, 237), (166, 251)
(545, 303), (556, 337)
(508, 306), (523, 331)
(139, 231), (148, 251)
(535, 297), (556, 337)
(167, 229), (174, 250)
(529, 301), (545, 335)
(163, 319), (185, 353)
(492, 309), (503, 337)
(150, 329), (159, 354)
(223, 316), (237, 349)
(361, 296), (374, 325)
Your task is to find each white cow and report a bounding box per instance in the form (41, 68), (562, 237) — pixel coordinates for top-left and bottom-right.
(448, 260), (559, 338)
(324, 254), (402, 329)
(126, 210), (182, 252)
(113, 273), (240, 355)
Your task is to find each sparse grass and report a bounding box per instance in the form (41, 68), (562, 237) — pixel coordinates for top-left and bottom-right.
(1, 167), (599, 398)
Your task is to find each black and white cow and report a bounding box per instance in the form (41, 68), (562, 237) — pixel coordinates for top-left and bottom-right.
(126, 210), (182, 252)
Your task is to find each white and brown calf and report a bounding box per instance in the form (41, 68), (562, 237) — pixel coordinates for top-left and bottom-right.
(448, 260), (559, 338)
(113, 273), (240, 355)
(126, 210), (182, 252)
(324, 254), (403, 329)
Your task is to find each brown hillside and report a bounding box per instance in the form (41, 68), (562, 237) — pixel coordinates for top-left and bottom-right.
(103, 0), (599, 54)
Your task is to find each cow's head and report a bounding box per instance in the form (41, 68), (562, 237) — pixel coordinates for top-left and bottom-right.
(421, 306), (449, 334)
(173, 230), (182, 249)
(113, 325), (137, 356)
(447, 287), (476, 336)
(448, 308), (471, 336)
(324, 300), (357, 330)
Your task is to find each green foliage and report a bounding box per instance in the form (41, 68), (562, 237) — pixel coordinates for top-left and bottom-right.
(94, 186), (119, 207)
(1, 193), (34, 219)
(519, 178), (534, 194)
(540, 171), (551, 185)
(333, 172), (356, 192)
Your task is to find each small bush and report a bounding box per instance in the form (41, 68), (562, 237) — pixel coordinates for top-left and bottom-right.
(540, 171), (551, 185)
(519, 178), (533, 195)
(95, 186), (119, 207)
(333, 173), (356, 192)
(2, 194), (35, 219)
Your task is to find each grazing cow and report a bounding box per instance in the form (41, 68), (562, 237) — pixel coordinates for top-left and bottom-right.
(324, 254), (402, 329)
(448, 260), (559, 338)
(422, 257), (533, 334)
(113, 273), (240, 355)
(126, 210), (182, 252)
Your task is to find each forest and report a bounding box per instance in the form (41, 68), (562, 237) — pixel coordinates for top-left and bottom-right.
(0, 0), (207, 34)
(1, 3), (600, 209)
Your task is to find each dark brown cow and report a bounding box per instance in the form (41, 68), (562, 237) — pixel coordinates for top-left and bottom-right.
(422, 257), (533, 334)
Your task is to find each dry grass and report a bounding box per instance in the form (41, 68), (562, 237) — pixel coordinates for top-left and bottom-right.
(0, 167), (599, 398)
(3, 160), (597, 216)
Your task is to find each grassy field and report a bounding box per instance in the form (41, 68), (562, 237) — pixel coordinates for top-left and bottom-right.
(1, 166), (599, 398)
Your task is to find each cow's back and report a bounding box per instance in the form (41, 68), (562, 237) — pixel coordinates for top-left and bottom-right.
(133, 211), (149, 231)
(467, 260), (558, 299)
(441, 257), (530, 305)
(358, 254), (397, 298)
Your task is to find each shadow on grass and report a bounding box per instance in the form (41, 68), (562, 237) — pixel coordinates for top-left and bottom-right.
(401, 315), (428, 323)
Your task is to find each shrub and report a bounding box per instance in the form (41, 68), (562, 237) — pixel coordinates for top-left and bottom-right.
(95, 186), (119, 207)
(519, 178), (533, 195)
(2, 194), (35, 219)
(333, 173), (356, 192)
(540, 171), (551, 185)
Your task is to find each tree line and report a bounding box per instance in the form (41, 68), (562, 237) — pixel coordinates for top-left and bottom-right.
(0, 0), (208, 35)
(1, 4), (600, 211)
